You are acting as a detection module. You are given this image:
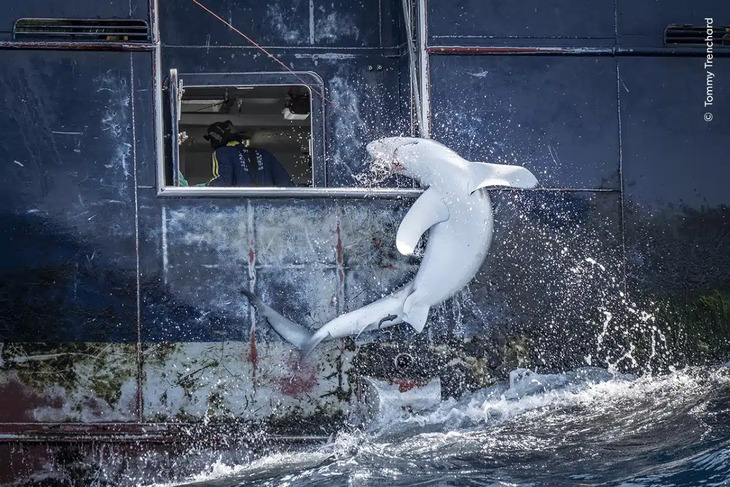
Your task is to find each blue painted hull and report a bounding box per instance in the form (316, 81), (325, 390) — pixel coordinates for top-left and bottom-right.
(0, 1), (729, 482)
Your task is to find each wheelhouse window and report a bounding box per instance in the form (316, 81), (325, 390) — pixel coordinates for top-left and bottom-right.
(162, 71), (325, 193)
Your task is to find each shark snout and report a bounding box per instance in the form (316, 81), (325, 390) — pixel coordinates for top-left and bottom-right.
(365, 140), (387, 160)
(366, 137), (420, 174)
(366, 137), (419, 158)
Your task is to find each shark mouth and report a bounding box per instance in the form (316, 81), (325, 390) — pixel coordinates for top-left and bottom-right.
(354, 150), (397, 186)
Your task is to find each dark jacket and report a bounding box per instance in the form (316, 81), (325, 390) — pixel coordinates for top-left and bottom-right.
(208, 141), (294, 187)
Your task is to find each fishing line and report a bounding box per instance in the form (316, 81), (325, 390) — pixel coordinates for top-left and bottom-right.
(192, 0), (342, 113)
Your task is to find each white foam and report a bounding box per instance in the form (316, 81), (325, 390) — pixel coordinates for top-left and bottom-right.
(147, 366), (730, 486)
(376, 366), (728, 434)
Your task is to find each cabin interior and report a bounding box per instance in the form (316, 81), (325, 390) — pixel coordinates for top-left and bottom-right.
(178, 85), (313, 186)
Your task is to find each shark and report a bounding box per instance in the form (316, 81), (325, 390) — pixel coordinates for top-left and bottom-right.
(242, 137), (538, 358)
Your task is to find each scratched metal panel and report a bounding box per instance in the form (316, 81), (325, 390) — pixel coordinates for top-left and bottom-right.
(427, 0), (615, 47)
(132, 53), (157, 189)
(255, 200), (340, 267)
(159, 0), (308, 47)
(162, 47), (408, 188)
(139, 189), (620, 369)
(337, 199), (411, 268)
(139, 197), (255, 342)
(136, 196), (417, 423)
(620, 57), (730, 298)
(618, 1), (730, 48)
(138, 198), (338, 343)
(161, 0), (387, 47)
(142, 340), (353, 423)
(429, 55), (620, 190)
(0, 1), (149, 40)
(137, 197), (416, 422)
(341, 199), (417, 341)
(312, 0), (380, 47)
(138, 197), (417, 342)
(0, 51), (142, 343)
(0, 342), (138, 422)
(253, 201), (343, 334)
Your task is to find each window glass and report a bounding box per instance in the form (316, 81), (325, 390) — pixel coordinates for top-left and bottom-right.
(174, 85), (312, 188)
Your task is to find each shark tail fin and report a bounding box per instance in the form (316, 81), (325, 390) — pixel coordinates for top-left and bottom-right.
(301, 328), (331, 361)
(241, 288), (262, 307)
(403, 294), (430, 333)
(299, 284), (415, 360)
(241, 288), (313, 349)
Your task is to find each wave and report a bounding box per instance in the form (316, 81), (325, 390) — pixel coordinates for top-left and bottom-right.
(155, 364), (730, 487)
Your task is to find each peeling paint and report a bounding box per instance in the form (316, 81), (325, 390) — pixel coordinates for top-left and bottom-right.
(143, 341), (353, 422)
(266, 4), (306, 44)
(278, 356), (318, 397)
(315, 11), (360, 43)
(0, 343), (138, 422)
(295, 52), (358, 60)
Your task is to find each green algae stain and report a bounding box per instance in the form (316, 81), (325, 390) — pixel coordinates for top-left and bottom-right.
(0, 343), (137, 407)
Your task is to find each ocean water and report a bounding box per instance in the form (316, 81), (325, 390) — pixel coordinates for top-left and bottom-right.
(153, 364), (730, 487)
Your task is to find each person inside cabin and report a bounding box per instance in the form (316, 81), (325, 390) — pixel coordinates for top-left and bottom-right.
(204, 120), (294, 187)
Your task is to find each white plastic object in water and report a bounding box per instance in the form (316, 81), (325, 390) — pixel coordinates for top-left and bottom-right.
(352, 377), (442, 425)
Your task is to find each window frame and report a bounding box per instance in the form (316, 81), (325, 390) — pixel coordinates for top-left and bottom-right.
(159, 70), (326, 196)
(156, 69), (422, 199)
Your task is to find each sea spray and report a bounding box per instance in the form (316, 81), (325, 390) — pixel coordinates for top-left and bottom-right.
(146, 365), (730, 486)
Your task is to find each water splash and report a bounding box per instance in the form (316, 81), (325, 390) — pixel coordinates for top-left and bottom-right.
(147, 365), (730, 487)
(352, 154), (394, 187)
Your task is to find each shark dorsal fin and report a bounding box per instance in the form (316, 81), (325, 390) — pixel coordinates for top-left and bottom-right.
(468, 161), (538, 193)
(396, 187), (450, 256)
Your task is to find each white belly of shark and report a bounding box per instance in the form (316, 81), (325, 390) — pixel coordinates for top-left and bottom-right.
(242, 137), (538, 358)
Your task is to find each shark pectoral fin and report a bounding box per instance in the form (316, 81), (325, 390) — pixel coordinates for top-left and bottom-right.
(468, 161), (538, 193)
(396, 188), (450, 256)
(403, 294), (430, 333)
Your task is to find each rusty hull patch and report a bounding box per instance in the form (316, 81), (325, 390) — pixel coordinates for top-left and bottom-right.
(0, 343), (138, 422)
(142, 341), (354, 427)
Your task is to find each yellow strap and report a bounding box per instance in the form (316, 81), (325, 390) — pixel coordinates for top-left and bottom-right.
(205, 151), (220, 185)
